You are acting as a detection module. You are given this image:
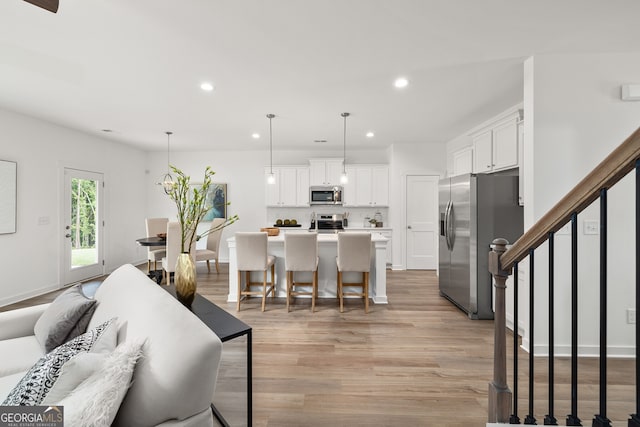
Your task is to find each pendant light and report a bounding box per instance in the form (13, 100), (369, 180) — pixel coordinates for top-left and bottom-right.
(161, 131), (174, 194)
(266, 114), (276, 184)
(340, 112), (350, 184)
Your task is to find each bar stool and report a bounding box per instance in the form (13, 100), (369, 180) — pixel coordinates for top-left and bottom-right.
(284, 232), (319, 312)
(336, 232), (372, 313)
(236, 232), (276, 312)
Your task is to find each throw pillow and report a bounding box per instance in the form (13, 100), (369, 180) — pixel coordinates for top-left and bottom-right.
(38, 353), (108, 404)
(52, 340), (144, 427)
(2, 318), (117, 406)
(34, 284), (98, 353)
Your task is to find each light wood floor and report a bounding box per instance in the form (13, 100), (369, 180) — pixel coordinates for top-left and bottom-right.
(2, 264), (635, 426)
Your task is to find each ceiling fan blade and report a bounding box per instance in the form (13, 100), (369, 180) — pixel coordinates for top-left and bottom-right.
(23, 0), (59, 13)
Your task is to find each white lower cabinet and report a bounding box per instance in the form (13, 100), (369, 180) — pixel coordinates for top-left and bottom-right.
(378, 230), (392, 267)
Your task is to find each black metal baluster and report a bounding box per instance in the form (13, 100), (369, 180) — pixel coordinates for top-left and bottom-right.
(567, 213), (582, 426)
(630, 159), (640, 427)
(511, 261), (521, 424)
(524, 249), (536, 425)
(545, 232), (557, 425)
(593, 190), (611, 427)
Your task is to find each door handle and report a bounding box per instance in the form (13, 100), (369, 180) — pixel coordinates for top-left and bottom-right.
(407, 225), (412, 229)
(65, 234), (71, 238)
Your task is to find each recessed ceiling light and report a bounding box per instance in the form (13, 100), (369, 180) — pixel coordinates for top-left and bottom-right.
(314, 139), (328, 143)
(252, 133), (260, 139)
(394, 77), (409, 88)
(366, 132), (375, 138)
(200, 82), (214, 92)
(101, 129), (113, 133)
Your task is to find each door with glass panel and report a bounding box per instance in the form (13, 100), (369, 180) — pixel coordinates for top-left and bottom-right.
(61, 168), (104, 285)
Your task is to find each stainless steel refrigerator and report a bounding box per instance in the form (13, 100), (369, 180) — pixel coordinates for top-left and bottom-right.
(438, 173), (523, 319)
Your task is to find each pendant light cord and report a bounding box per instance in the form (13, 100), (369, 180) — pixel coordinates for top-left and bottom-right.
(166, 131), (172, 174)
(267, 114), (275, 174)
(341, 112), (349, 174)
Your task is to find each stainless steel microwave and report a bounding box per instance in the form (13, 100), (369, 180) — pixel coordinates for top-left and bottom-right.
(309, 186), (343, 205)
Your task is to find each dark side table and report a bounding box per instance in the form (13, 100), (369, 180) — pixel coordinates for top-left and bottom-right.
(164, 287), (252, 427)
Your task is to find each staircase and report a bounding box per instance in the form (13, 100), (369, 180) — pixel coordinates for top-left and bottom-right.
(488, 127), (640, 425)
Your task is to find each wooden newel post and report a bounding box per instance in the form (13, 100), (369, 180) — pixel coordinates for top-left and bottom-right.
(488, 238), (513, 423)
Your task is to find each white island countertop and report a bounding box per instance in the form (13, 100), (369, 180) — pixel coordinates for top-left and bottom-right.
(226, 231), (389, 305)
(261, 231), (388, 243)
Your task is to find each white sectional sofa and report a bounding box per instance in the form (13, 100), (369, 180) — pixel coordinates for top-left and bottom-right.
(0, 264), (223, 426)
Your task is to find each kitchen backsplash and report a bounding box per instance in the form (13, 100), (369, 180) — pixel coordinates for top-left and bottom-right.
(266, 207), (389, 229)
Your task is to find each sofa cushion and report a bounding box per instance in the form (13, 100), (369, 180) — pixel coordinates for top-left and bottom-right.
(2, 318), (117, 406)
(89, 264), (223, 427)
(34, 284), (97, 353)
(0, 335), (42, 376)
(45, 340), (144, 427)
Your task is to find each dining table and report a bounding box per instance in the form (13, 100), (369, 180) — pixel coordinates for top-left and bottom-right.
(135, 237), (166, 284)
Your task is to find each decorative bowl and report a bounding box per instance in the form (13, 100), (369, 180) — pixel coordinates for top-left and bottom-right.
(260, 227), (280, 236)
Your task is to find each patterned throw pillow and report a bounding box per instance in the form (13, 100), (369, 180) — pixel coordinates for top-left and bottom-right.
(2, 318), (116, 406)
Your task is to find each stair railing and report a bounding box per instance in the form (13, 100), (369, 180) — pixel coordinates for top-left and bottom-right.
(489, 126), (640, 425)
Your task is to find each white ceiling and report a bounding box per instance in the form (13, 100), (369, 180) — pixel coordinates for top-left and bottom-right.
(1, 0), (640, 152)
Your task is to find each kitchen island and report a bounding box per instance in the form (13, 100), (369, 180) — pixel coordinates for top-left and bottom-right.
(226, 231), (389, 304)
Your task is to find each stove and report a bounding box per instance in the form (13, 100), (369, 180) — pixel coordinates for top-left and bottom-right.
(310, 214), (344, 232)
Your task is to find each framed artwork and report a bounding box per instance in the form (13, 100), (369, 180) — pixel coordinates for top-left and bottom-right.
(191, 182), (227, 220)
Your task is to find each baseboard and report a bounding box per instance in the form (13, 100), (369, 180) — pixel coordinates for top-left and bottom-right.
(0, 283), (59, 308)
(532, 343), (636, 358)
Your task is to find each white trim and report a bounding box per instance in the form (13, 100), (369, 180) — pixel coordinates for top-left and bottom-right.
(402, 172), (442, 270)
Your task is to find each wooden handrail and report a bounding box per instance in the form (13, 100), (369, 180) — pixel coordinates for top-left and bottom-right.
(501, 126), (640, 270)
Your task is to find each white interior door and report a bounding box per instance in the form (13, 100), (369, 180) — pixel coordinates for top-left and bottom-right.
(61, 168), (104, 285)
(406, 175), (439, 269)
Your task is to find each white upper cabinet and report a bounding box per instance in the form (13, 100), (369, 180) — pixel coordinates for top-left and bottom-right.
(309, 159), (344, 185)
(492, 119), (518, 170)
(265, 166), (309, 207)
(343, 165), (389, 207)
(296, 167), (310, 205)
(473, 131), (493, 173)
(371, 165), (389, 206)
(452, 146), (474, 176)
(471, 111), (521, 174)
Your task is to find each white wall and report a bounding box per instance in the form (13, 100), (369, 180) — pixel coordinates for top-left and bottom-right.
(0, 107), (447, 305)
(389, 142), (447, 269)
(523, 52), (640, 356)
(0, 108), (147, 307)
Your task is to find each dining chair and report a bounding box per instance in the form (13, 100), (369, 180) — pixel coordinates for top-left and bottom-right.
(161, 221), (195, 284)
(284, 232), (319, 312)
(235, 232), (276, 312)
(336, 232), (372, 313)
(145, 217), (168, 273)
(196, 218), (225, 273)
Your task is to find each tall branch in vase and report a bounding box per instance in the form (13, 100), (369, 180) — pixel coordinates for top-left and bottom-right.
(166, 165), (239, 253)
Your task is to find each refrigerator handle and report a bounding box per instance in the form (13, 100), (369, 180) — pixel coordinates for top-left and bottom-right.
(447, 202), (455, 250)
(444, 201), (452, 250)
